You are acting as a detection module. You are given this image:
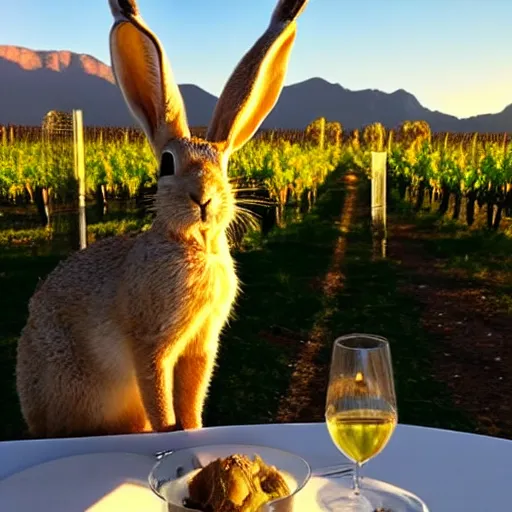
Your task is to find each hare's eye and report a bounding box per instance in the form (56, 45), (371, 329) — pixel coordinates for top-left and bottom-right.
(159, 151), (175, 177)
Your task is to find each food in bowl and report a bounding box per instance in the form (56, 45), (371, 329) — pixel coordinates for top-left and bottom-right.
(182, 453), (291, 511)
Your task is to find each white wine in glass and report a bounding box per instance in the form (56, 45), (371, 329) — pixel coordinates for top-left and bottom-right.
(325, 333), (398, 506)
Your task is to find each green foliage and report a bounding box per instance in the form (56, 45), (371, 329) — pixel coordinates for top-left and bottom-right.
(228, 139), (341, 206)
(363, 122), (386, 152)
(305, 117), (342, 147)
(0, 133), (342, 209)
(350, 121), (512, 228)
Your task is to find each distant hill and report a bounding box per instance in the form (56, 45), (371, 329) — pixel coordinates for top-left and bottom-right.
(0, 45), (511, 133)
(0, 46), (216, 127)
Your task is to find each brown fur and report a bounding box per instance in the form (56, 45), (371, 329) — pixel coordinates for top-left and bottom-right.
(15, 0), (309, 438)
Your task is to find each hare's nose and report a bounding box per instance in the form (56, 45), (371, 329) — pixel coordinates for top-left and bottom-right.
(189, 194), (212, 222)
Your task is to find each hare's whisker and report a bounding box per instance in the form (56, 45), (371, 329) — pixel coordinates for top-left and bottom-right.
(234, 209), (261, 231)
(232, 187), (267, 193)
(236, 206), (262, 220)
(236, 199), (275, 208)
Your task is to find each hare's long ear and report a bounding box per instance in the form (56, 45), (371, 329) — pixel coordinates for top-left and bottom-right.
(206, 0), (308, 155)
(108, 0), (190, 155)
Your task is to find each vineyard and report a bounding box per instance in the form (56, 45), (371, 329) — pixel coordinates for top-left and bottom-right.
(2, 117), (512, 443)
(1, 118), (512, 233)
(0, 118), (343, 234)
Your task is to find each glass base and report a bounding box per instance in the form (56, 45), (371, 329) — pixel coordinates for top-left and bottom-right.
(309, 473), (429, 511)
(316, 484), (374, 512)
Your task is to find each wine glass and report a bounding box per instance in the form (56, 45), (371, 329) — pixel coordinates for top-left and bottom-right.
(325, 333), (398, 509)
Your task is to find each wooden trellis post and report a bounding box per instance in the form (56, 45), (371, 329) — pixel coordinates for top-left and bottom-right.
(73, 110), (87, 250)
(371, 151), (387, 258)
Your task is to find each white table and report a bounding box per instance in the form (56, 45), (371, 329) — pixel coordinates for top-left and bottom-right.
(0, 422), (510, 511)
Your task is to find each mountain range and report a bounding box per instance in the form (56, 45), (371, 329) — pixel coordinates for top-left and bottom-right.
(0, 45), (511, 133)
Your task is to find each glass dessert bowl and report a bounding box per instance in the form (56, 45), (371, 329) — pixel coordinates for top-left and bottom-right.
(148, 443), (311, 512)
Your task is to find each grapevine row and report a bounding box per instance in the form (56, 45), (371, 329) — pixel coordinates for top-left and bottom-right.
(3, 116), (512, 231)
(0, 119), (342, 228)
(352, 121), (512, 230)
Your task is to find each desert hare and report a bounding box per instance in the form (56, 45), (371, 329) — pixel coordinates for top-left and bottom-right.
(15, 0), (309, 438)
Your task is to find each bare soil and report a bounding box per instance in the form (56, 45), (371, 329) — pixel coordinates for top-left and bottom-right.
(388, 224), (512, 439)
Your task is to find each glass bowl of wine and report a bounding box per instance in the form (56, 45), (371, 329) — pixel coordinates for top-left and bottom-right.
(325, 333), (400, 511)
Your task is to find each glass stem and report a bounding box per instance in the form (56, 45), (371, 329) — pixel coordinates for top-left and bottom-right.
(353, 462), (361, 495)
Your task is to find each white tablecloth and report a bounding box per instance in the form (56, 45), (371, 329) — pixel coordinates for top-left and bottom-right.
(0, 422), (510, 511)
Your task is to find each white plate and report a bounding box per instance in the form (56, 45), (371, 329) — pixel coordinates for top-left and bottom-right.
(0, 449), (430, 512)
(150, 443), (429, 511)
(0, 452), (164, 511)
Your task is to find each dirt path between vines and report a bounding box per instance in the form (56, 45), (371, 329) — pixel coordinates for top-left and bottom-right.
(387, 223), (512, 439)
(273, 175), (512, 438)
(275, 173), (358, 422)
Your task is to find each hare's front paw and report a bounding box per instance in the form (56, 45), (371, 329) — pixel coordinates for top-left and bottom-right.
(155, 423), (182, 433)
(155, 419), (201, 432)
(180, 417), (203, 431)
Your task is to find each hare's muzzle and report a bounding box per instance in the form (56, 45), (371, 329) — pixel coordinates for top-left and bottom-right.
(189, 194), (212, 223)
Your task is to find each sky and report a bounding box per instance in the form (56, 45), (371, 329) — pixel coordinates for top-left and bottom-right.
(1, 0), (512, 119)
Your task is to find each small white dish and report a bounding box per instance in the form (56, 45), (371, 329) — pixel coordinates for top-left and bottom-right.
(0, 452), (163, 511)
(148, 443), (311, 511)
(302, 473), (430, 511)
